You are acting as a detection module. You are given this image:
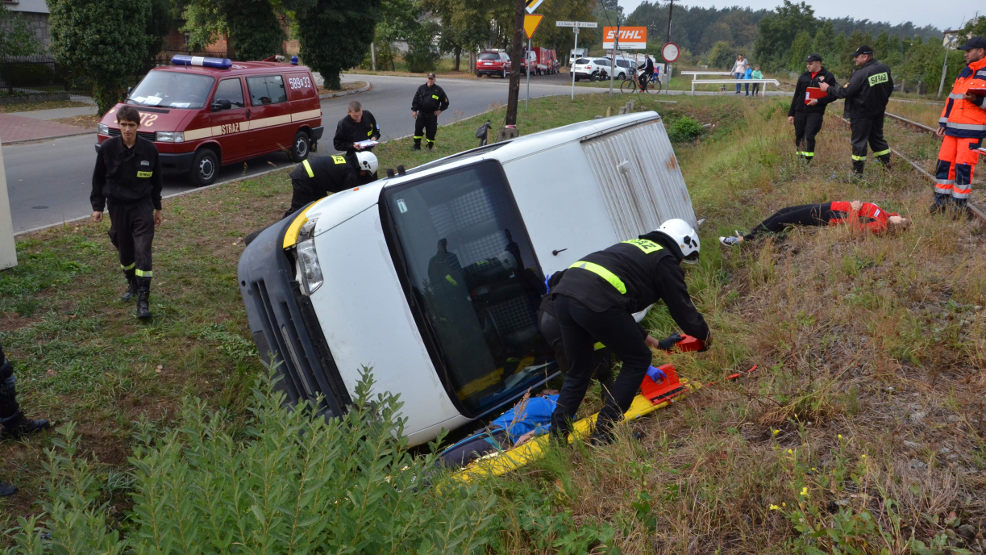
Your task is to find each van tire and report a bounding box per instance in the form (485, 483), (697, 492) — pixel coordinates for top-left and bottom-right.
(290, 130), (311, 162)
(191, 148), (219, 186)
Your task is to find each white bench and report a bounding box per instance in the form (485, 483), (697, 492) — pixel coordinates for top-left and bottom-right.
(689, 78), (781, 94)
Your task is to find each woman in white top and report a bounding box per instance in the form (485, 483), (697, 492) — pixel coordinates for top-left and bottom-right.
(731, 54), (748, 94)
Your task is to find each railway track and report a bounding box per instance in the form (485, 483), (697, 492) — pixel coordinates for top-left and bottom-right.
(837, 111), (986, 222)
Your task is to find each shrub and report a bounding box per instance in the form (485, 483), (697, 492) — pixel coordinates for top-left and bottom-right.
(667, 115), (703, 143)
(12, 368), (497, 552)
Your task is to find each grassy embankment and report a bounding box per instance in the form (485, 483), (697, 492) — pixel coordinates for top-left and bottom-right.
(1, 91), (984, 552)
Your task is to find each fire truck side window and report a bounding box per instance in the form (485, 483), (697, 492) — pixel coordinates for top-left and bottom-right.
(246, 75), (287, 106)
(214, 78), (244, 108)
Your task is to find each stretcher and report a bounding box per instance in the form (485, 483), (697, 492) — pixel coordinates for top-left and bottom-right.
(452, 362), (696, 482)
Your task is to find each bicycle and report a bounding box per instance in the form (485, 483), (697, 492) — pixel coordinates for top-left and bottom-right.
(620, 71), (662, 94)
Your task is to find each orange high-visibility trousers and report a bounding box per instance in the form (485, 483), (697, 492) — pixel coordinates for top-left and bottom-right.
(934, 135), (983, 200)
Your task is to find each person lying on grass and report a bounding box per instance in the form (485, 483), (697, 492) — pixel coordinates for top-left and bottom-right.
(719, 200), (910, 246)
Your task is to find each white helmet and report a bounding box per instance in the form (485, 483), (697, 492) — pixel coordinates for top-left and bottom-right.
(657, 218), (700, 263)
(355, 151), (378, 173)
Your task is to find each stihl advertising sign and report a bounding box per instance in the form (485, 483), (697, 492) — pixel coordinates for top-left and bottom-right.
(602, 26), (647, 49)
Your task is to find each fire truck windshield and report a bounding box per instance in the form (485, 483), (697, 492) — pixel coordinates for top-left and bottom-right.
(127, 71), (215, 109)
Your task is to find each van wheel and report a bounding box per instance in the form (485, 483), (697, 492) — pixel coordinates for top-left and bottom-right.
(191, 148), (218, 186)
(290, 130), (311, 162)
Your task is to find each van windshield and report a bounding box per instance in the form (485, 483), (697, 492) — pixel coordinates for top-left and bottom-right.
(380, 160), (556, 417)
(128, 71), (215, 109)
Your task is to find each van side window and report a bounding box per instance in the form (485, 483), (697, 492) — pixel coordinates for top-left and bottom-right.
(247, 75), (287, 106)
(214, 78), (244, 108)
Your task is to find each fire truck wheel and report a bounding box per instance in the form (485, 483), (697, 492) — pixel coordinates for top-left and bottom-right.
(191, 148), (219, 186)
(290, 130), (311, 162)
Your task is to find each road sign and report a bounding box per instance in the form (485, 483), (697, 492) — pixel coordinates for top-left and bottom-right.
(524, 15), (543, 39)
(662, 42), (680, 63)
(555, 20), (597, 28)
(525, 0), (543, 14)
(602, 26), (647, 49)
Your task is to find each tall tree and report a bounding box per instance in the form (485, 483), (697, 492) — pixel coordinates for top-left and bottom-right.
(48, 0), (151, 114)
(0, 5), (41, 58)
(296, 0), (382, 88)
(753, 0), (817, 71)
(419, 0), (489, 70)
(226, 0), (284, 60)
(178, 0), (283, 59)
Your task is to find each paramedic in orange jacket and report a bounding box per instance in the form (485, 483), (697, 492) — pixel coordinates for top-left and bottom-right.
(931, 36), (986, 215)
(718, 201), (909, 246)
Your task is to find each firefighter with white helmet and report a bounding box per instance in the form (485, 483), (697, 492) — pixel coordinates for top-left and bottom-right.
(284, 152), (378, 217)
(547, 218), (711, 445)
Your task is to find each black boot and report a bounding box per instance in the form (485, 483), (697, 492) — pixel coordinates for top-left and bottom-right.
(929, 193), (950, 214)
(949, 198), (972, 220)
(877, 153), (891, 169)
(121, 268), (137, 302)
(412, 140), (421, 150)
(852, 159), (865, 176)
(427, 142), (434, 150)
(136, 277), (152, 320)
(1, 411), (50, 439)
(0, 481), (15, 497)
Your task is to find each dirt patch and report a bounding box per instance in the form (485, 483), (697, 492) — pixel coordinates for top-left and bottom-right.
(51, 114), (99, 129)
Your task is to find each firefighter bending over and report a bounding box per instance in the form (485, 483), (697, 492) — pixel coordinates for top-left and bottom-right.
(284, 152), (378, 217)
(547, 219), (711, 445)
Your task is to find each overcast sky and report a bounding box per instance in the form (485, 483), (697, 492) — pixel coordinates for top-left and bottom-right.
(621, 0), (980, 32)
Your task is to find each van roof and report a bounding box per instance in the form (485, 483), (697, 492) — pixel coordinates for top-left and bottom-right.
(305, 111), (664, 225)
(152, 60), (311, 77)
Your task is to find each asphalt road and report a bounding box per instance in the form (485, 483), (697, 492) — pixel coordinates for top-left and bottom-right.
(3, 72), (602, 235)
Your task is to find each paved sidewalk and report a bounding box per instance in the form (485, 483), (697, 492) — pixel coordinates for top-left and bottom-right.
(0, 95), (97, 145)
(0, 112), (93, 144)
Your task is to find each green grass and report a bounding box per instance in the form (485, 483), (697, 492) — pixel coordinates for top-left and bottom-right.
(2, 91), (985, 552)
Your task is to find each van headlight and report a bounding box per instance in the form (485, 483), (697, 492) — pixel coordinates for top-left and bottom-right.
(97, 123), (109, 135)
(295, 238), (323, 296)
(156, 131), (185, 143)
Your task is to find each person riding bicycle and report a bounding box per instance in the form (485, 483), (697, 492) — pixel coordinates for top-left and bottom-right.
(637, 55), (655, 92)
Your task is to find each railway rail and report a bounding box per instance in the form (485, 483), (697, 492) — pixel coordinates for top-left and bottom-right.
(837, 111), (986, 222)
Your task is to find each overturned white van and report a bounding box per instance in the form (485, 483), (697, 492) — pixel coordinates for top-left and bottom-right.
(237, 111), (697, 446)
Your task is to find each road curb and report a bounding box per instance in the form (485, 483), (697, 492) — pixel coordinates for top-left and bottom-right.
(319, 82), (371, 100)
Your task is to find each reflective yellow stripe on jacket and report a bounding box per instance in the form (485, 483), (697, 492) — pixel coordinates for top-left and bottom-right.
(569, 260), (627, 294)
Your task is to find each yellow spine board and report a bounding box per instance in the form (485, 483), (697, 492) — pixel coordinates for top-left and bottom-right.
(453, 378), (696, 481)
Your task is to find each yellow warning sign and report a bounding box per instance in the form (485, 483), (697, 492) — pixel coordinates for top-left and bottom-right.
(524, 14), (544, 39)
(525, 0), (544, 14)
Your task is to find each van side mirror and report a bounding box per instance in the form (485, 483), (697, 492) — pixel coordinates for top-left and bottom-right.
(211, 99), (232, 112)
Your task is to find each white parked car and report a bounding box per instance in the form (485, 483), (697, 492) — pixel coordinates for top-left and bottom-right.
(238, 111), (698, 446)
(572, 57), (614, 81)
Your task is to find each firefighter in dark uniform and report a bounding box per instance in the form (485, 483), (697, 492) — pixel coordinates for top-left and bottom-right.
(91, 105), (163, 320)
(411, 72), (450, 150)
(333, 100), (381, 171)
(788, 53), (837, 163)
(284, 151), (378, 217)
(1, 341), (50, 497)
(548, 219), (711, 444)
(819, 45), (894, 176)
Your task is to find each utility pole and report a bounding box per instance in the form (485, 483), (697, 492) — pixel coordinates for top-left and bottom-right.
(665, 0), (673, 77)
(0, 137), (17, 270)
(938, 30), (959, 99)
(505, 0), (526, 127)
